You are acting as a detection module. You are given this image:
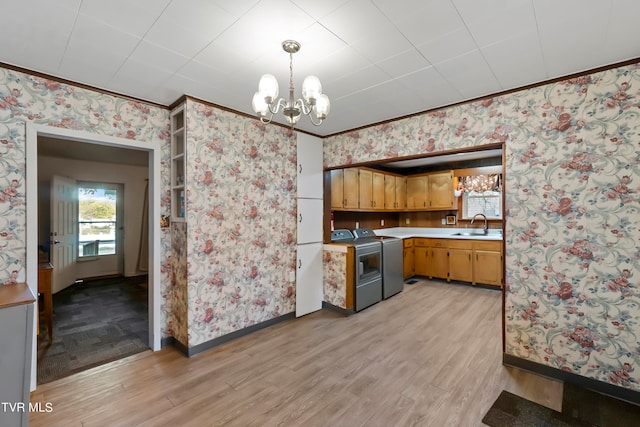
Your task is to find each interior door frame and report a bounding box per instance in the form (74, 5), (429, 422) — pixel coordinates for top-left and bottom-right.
(26, 123), (162, 390)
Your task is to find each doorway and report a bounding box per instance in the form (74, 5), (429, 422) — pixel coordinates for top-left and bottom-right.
(26, 123), (162, 390)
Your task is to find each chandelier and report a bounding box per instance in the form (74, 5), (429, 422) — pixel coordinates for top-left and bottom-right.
(252, 40), (330, 129)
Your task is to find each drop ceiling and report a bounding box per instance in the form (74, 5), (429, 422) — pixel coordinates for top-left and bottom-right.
(1, 0), (638, 136)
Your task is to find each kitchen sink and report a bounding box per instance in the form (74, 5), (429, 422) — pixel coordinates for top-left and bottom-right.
(452, 232), (489, 236)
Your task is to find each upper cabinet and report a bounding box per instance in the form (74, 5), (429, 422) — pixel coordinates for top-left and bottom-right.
(297, 133), (323, 199)
(358, 169), (385, 210)
(406, 175), (427, 209)
(427, 171), (454, 210)
(331, 168), (359, 209)
(384, 175), (406, 209)
(170, 104), (186, 222)
(331, 167), (454, 212)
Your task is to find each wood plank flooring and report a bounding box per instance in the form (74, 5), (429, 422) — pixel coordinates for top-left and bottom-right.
(30, 279), (563, 426)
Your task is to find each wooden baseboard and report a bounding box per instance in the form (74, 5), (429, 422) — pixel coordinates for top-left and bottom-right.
(503, 353), (640, 406)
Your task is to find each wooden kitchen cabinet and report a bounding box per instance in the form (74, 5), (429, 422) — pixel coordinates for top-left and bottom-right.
(473, 240), (503, 287)
(406, 175), (427, 209)
(384, 175), (406, 210)
(413, 239), (429, 276)
(372, 171), (385, 210)
(331, 168), (359, 209)
(448, 240), (473, 283)
(429, 240), (449, 280)
(403, 238), (414, 279)
(358, 168), (373, 209)
(428, 171), (454, 209)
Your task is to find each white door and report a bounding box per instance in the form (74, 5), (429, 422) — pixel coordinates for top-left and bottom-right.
(297, 133), (323, 199)
(296, 242), (323, 317)
(297, 198), (323, 244)
(51, 175), (77, 293)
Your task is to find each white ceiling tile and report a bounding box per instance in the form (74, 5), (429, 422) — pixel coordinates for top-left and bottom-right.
(0, 0), (79, 73)
(387, 0), (466, 46)
(453, 0), (537, 48)
(398, 66), (463, 106)
(200, 0), (260, 18)
(129, 41), (190, 74)
(79, 0), (170, 38)
(376, 49), (432, 79)
(433, 50), (502, 99)
(331, 65), (391, 99)
(535, 0), (612, 77)
(291, 0), (352, 19)
(481, 31), (548, 89)
(417, 27), (477, 65)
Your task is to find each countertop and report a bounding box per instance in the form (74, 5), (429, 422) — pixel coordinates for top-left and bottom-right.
(373, 227), (503, 241)
(0, 283), (36, 309)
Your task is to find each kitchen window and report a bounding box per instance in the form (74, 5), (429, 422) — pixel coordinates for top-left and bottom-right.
(459, 174), (502, 219)
(78, 183), (118, 257)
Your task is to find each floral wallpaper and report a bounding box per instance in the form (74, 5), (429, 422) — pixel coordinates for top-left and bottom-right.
(182, 99), (298, 347)
(323, 247), (348, 309)
(0, 66), (174, 338)
(325, 63), (640, 392)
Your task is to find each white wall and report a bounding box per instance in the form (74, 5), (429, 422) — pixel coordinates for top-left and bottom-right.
(38, 155), (149, 278)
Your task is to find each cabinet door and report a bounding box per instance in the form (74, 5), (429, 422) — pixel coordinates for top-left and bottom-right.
(330, 169), (344, 209)
(403, 247), (414, 279)
(372, 172), (385, 210)
(297, 199), (323, 244)
(358, 169), (373, 209)
(406, 176), (427, 209)
(474, 250), (502, 287)
(296, 243), (323, 316)
(429, 247), (449, 279)
(343, 168), (359, 209)
(428, 171), (453, 209)
(413, 246), (429, 276)
(395, 176), (406, 209)
(384, 175), (395, 209)
(449, 248), (473, 282)
(296, 133), (323, 199)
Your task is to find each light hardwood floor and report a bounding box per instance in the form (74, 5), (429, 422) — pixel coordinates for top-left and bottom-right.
(30, 279), (563, 426)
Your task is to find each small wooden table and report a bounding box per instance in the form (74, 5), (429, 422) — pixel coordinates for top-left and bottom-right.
(38, 262), (53, 343)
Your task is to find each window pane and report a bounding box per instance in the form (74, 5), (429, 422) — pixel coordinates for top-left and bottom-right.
(463, 190), (502, 219)
(78, 185), (117, 256)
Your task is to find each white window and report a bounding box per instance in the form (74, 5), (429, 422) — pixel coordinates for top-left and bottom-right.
(78, 183), (118, 257)
(462, 190), (502, 219)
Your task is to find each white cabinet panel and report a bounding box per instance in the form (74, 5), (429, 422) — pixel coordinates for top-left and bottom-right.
(297, 198), (323, 244)
(296, 242), (323, 317)
(296, 133), (323, 199)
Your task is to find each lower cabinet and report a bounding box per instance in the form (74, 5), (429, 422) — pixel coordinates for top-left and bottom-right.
(448, 240), (473, 283)
(407, 238), (503, 288)
(472, 241), (503, 287)
(403, 239), (414, 279)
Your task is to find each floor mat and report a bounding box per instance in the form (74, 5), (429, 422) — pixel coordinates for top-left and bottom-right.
(483, 383), (640, 427)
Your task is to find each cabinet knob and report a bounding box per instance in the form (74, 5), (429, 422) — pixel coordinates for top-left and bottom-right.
(298, 259), (302, 269)
(299, 164), (302, 174)
(299, 213), (303, 223)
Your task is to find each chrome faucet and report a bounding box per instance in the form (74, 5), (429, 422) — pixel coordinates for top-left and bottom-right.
(471, 213), (488, 234)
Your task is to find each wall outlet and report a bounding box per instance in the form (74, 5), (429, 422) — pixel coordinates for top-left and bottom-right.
(405, 218), (410, 225)
(381, 219), (385, 226)
(355, 221), (360, 229)
(442, 218), (446, 225)
(289, 271), (295, 282)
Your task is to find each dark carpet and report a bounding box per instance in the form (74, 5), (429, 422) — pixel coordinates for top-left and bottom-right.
(483, 382), (640, 426)
(37, 275), (149, 385)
